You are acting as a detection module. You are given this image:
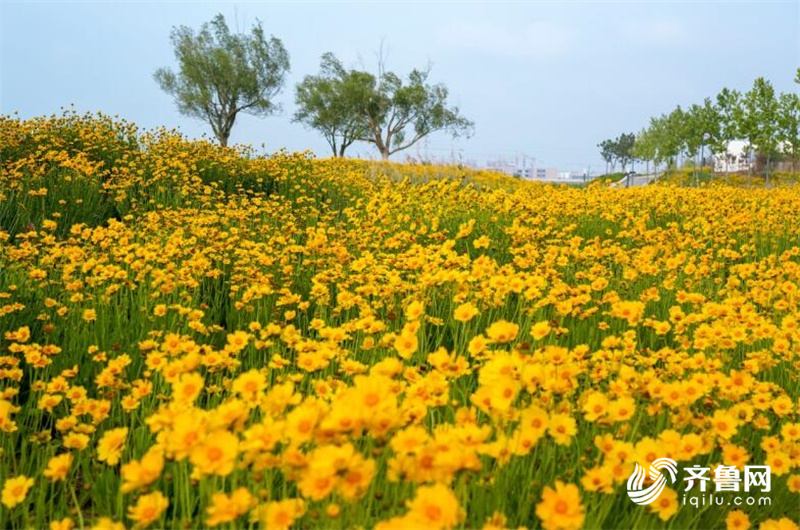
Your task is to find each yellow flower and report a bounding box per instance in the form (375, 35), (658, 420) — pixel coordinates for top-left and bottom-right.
(453, 302), (479, 322)
(758, 518), (800, 530)
(649, 486), (678, 521)
(581, 466), (614, 493)
(1, 475), (34, 509)
(171, 372), (204, 404)
(63, 432), (90, 450)
(582, 391), (608, 422)
(406, 483), (462, 529)
(610, 300), (645, 326)
(121, 446), (164, 493)
(530, 320), (551, 340)
(468, 335), (488, 356)
(765, 451), (791, 476)
(50, 518), (74, 530)
(710, 410), (740, 439)
(485, 320), (519, 343)
(548, 413), (577, 446)
(535, 481), (584, 530)
(83, 309), (97, 322)
(473, 235), (490, 249)
(231, 369), (266, 402)
(97, 427), (128, 466)
(255, 499), (306, 530)
(339, 456), (376, 500)
(44, 453), (74, 482)
(787, 474), (800, 493)
(90, 517), (125, 530)
(607, 396), (636, 422)
(127, 491), (168, 528)
(394, 330), (419, 360)
(725, 509), (750, 530)
(206, 487), (255, 526)
(190, 430), (239, 477)
(405, 300), (425, 321)
(5, 326), (30, 342)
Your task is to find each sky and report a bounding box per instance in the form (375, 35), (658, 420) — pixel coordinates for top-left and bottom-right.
(2, 1), (799, 173)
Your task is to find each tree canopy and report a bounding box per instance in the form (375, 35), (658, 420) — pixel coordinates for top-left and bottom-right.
(604, 71), (799, 181)
(294, 53), (371, 157)
(597, 133), (635, 173)
(154, 14), (290, 147)
(294, 53), (474, 159)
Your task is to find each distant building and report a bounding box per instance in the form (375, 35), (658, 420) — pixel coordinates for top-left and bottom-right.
(713, 140), (753, 173)
(486, 160), (517, 175)
(532, 167), (559, 180)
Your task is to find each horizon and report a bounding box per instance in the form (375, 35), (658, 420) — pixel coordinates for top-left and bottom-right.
(2, 1), (798, 173)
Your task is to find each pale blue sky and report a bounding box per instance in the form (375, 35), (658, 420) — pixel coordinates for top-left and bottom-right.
(2, 1), (798, 172)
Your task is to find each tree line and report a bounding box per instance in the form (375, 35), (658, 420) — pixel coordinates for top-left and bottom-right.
(154, 14), (473, 159)
(599, 71), (799, 181)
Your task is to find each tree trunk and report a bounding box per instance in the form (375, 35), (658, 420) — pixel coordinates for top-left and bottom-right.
(765, 154), (771, 187)
(380, 149), (390, 160)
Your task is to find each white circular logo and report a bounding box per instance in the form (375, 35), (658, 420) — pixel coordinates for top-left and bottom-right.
(627, 457), (678, 505)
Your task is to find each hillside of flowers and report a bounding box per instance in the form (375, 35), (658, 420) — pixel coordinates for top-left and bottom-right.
(0, 112), (798, 529)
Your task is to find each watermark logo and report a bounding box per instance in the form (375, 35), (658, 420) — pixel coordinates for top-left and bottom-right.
(626, 457), (679, 505)
(626, 458), (772, 508)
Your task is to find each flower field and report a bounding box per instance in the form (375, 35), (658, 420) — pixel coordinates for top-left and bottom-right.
(1, 112), (798, 529)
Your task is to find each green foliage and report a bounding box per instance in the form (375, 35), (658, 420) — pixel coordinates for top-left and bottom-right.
(154, 13), (290, 147)
(713, 88), (742, 171)
(597, 133), (635, 172)
(626, 69), (799, 180)
(777, 91), (800, 169)
(294, 53), (372, 157)
(741, 77), (780, 176)
(294, 52), (474, 160)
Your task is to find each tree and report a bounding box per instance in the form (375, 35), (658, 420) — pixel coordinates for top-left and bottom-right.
(598, 139), (616, 173)
(741, 77), (780, 183)
(777, 91), (800, 174)
(360, 62), (474, 159)
(613, 133), (636, 173)
(713, 88), (742, 177)
(294, 53), (371, 157)
(663, 106), (688, 168)
(154, 14), (290, 147)
(633, 125), (660, 175)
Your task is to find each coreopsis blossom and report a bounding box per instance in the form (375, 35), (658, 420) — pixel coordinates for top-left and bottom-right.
(44, 453), (74, 482)
(394, 330), (419, 360)
(205, 487), (255, 526)
(535, 481), (584, 530)
(127, 491), (168, 528)
(405, 300), (425, 320)
(97, 427), (128, 465)
(453, 302), (479, 322)
(189, 430), (239, 477)
(725, 510), (751, 530)
(120, 446), (164, 493)
(49, 518), (74, 530)
(485, 320), (519, 343)
(649, 487), (679, 521)
(1, 475), (34, 509)
(548, 413), (577, 446)
(89, 518), (125, 530)
(406, 483), (462, 529)
(171, 372), (204, 404)
(530, 320), (551, 340)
